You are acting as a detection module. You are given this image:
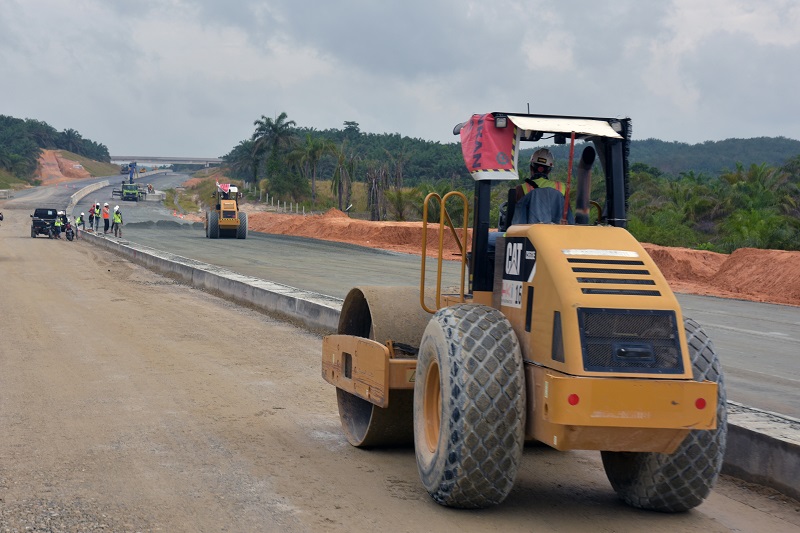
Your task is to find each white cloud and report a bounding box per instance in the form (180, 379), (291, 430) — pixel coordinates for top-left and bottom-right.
(1, 0), (799, 154)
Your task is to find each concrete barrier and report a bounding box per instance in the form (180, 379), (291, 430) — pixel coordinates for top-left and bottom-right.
(80, 231), (341, 333)
(723, 402), (800, 500)
(69, 180), (109, 211)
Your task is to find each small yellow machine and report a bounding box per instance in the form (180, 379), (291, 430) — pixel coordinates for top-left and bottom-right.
(321, 112), (726, 511)
(205, 182), (248, 239)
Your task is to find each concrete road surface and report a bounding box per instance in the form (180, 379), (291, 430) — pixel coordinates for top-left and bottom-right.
(5, 177), (800, 419)
(1, 207), (798, 532)
(118, 219), (800, 420)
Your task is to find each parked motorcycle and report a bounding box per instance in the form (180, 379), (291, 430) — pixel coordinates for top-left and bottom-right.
(65, 220), (74, 241)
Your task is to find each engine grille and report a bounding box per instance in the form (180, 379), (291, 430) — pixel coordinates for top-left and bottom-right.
(222, 210), (236, 219)
(577, 308), (683, 374)
(569, 257), (661, 297)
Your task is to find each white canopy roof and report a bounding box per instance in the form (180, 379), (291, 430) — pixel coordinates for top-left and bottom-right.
(506, 115), (623, 139)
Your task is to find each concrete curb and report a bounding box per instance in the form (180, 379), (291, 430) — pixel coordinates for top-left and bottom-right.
(74, 221), (800, 502)
(723, 402), (800, 500)
(69, 180), (109, 212)
(80, 230), (342, 333)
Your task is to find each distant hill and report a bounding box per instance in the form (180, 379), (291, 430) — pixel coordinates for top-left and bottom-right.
(0, 114), (110, 186)
(523, 136), (800, 177)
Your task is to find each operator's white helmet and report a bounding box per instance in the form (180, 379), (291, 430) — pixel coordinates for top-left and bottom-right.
(530, 148), (554, 168)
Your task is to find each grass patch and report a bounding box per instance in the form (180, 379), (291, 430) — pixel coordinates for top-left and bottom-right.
(164, 188), (202, 214)
(56, 150), (120, 177)
(0, 168), (27, 190)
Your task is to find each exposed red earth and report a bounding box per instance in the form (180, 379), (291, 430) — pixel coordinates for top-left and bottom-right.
(245, 208), (800, 307)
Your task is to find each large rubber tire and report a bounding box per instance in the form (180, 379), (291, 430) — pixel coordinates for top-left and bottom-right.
(414, 303), (525, 508)
(601, 317), (727, 512)
(208, 211), (219, 239)
(237, 212), (248, 239)
(31, 228), (36, 238)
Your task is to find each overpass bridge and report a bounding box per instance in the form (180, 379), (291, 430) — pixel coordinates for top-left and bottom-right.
(110, 156), (223, 166)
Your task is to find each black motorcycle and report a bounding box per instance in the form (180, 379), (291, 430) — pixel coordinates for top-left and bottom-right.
(64, 220), (74, 241)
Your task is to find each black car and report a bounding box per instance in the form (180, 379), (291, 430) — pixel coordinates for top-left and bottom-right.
(30, 208), (66, 238)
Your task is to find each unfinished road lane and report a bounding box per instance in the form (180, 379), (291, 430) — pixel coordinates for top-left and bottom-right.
(116, 219), (800, 420)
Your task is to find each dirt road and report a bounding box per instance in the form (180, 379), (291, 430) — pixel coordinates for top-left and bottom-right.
(1, 209), (799, 532)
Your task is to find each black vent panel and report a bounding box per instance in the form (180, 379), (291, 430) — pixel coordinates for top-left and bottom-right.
(577, 308), (683, 374)
(570, 257), (661, 297)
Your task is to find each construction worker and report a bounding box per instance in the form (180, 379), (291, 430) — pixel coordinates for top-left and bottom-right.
(511, 148), (573, 225)
(75, 212), (85, 239)
(524, 148), (565, 193)
(87, 207), (94, 232)
(93, 203), (101, 232)
(53, 212), (63, 239)
(112, 205), (123, 238)
(102, 202), (110, 234)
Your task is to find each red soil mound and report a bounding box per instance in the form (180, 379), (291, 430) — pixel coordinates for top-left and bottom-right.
(37, 150), (91, 185)
(247, 210), (800, 307)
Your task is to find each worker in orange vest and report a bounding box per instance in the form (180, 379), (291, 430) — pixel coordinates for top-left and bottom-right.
(102, 202), (110, 234)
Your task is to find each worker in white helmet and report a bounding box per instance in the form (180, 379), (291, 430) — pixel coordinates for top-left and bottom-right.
(112, 205), (123, 238)
(511, 148), (573, 225)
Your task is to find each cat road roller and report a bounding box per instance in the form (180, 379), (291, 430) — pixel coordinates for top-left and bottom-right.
(321, 112), (726, 510)
(205, 181), (247, 239)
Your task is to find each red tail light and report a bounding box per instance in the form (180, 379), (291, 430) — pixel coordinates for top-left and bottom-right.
(695, 398), (707, 410)
(568, 393), (580, 406)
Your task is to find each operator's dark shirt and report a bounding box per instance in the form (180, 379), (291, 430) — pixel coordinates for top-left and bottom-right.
(511, 187), (574, 225)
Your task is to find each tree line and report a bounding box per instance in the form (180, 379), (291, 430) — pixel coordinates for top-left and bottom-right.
(538, 136), (800, 176)
(625, 159), (800, 252)
(0, 115), (110, 180)
(222, 112), (799, 251)
(1, 110), (797, 251)
(222, 113), (470, 218)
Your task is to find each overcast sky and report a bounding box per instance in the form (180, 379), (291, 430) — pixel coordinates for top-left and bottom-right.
(2, 0), (799, 157)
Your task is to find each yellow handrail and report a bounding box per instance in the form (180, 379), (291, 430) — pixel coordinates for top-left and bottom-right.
(420, 191), (469, 313)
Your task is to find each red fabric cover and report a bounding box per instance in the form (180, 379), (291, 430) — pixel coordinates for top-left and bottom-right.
(459, 113), (517, 177)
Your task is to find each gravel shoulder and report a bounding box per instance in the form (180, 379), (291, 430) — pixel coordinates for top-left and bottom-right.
(1, 207), (799, 532)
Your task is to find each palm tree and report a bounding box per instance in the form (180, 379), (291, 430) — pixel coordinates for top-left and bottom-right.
(25, 119), (57, 148)
(385, 146), (411, 189)
(366, 161), (390, 221)
(251, 112), (297, 180)
(60, 128), (83, 154)
(286, 142), (310, 182)
(416, 179), (467, 225)
(287, 134), (336, 205)
(331, 142), (360, 211)
(224, 140), (259, 185)
(384, 188), (423, 221)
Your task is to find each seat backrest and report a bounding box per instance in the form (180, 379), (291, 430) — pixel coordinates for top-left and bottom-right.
(498, 186), (525, 232)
